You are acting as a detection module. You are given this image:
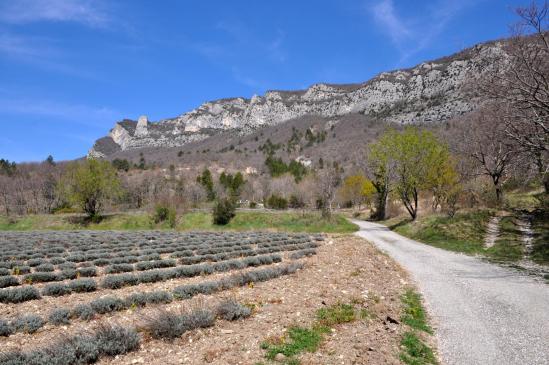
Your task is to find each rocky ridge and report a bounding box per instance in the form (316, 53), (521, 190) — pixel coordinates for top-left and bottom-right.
(88, 41), (504, 158)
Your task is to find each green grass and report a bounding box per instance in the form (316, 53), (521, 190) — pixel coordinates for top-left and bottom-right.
(384, 210), (493, 255)
(400, 289), (437, 365)
(400, 332), (438, 365)
(401, 290), (433, 334)
(504, 189), (544, 211)
(315, 303), (358, 327)
(178, 211), (358, 233)
(262, 326), (328, 361)
(531, 211), (549, 265)
(0, 211), (358, 233)
(260, 303), (367, 364)
(485, 216), (524, 263)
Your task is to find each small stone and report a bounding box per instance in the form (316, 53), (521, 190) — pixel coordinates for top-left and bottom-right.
(275, 353), (286, 361)
(220, 329), (234, 334)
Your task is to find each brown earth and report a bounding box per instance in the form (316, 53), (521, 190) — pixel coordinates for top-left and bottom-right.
(1, 235), (415, 364)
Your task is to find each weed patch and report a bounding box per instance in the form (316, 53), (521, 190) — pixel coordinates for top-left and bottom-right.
(260, 302), (367, 363)
(401, 290), (432, 334)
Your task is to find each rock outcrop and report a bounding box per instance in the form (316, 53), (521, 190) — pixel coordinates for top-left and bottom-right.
(88, 41), (503, 158)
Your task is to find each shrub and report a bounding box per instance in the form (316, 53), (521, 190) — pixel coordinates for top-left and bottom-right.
(289, 248), (317, 260)
(35, 263), (55, 272)
(216, 299), (252, 321)
(0, 268), (10, 276)
(13, 314), (44, 333)
(146, 290), (172, 304)
(101, 273), (138, 289)
(71, 304), (96, 321)
(153, 204), (177, 228)
(182, 308), (215, 330)
(68, 278), (97, 293)
(77, 267), (97, 277)
(48, 308), (70, 325)
(49, 257), (65, 265)
(42, 283), (70, 297)
(0, 276), (19, 288)
(24, 272), (59, 283)
(266, 194), (288, 210)
(0, 324), (139, 364)
(212, 198), (236, 225)
(58, 262), (77, 270)
(91, 296), (126, 314)
(93, 258), (110, 266)
(0, 319), (13, 336)
(137, 269), (172, 284)
(0, 286), (41, 303)
(104, 264), (134, 274)
(11, 265), (31, 275)
(94, 324), (141, 356)
(142, 310), (187, 340)
(142, 307), (215, 341)
(173, 281), (219, 299)
(61, 269), (78, 280)
(27, 258), (46, 267)
(60, 335), (101, 364)
(135, 259), (176, 271)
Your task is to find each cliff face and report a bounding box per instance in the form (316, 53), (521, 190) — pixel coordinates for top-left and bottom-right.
(88, 41), (504, 158)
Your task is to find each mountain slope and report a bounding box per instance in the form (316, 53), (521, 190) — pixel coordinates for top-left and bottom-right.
(89, 40), (504, 159)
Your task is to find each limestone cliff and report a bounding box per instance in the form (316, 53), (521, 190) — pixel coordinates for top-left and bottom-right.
(88, 41), (503, 158)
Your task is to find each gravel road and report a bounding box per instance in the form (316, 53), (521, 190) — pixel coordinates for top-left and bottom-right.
(352, 219), (549, 365)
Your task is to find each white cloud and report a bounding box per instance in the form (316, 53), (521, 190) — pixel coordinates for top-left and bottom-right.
(371, 0), (412, 45)
(0, 0), (109, 27)
(368, 0), (480, 63)
(0, 33), (55, 58)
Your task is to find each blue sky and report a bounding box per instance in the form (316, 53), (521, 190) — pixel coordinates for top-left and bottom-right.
(0, 0), (527, 162)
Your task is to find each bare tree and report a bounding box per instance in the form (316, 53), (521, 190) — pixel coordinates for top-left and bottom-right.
(461, 106), (517, 204)
(316, 165), (342, 219)
(482, 1), (549, 191)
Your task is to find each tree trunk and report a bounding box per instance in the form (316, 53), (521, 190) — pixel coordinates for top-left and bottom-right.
(401, 188), (418, 220)
(372, 180), (388, 221)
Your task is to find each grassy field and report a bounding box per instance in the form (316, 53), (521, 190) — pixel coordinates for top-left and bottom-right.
(383, 210), (493, 255)
(485, 216), (524, 263)
(530, 211), (549, 265)
(0, 211), (358, 233)
(381, 209), (549, 264)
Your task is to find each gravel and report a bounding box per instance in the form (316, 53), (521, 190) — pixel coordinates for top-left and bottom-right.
(353, 219), (549, 365)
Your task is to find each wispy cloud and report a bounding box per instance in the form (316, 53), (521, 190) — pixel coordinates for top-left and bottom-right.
(371, 0), (412, 45)
(0, 97), (122, 127)
(368, 0), (479, 63)
(0, 0), (110, 27)
(0, 33), (57, 58)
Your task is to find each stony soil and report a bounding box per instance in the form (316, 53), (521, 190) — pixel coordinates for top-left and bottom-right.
(1, 234), (411, 365)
